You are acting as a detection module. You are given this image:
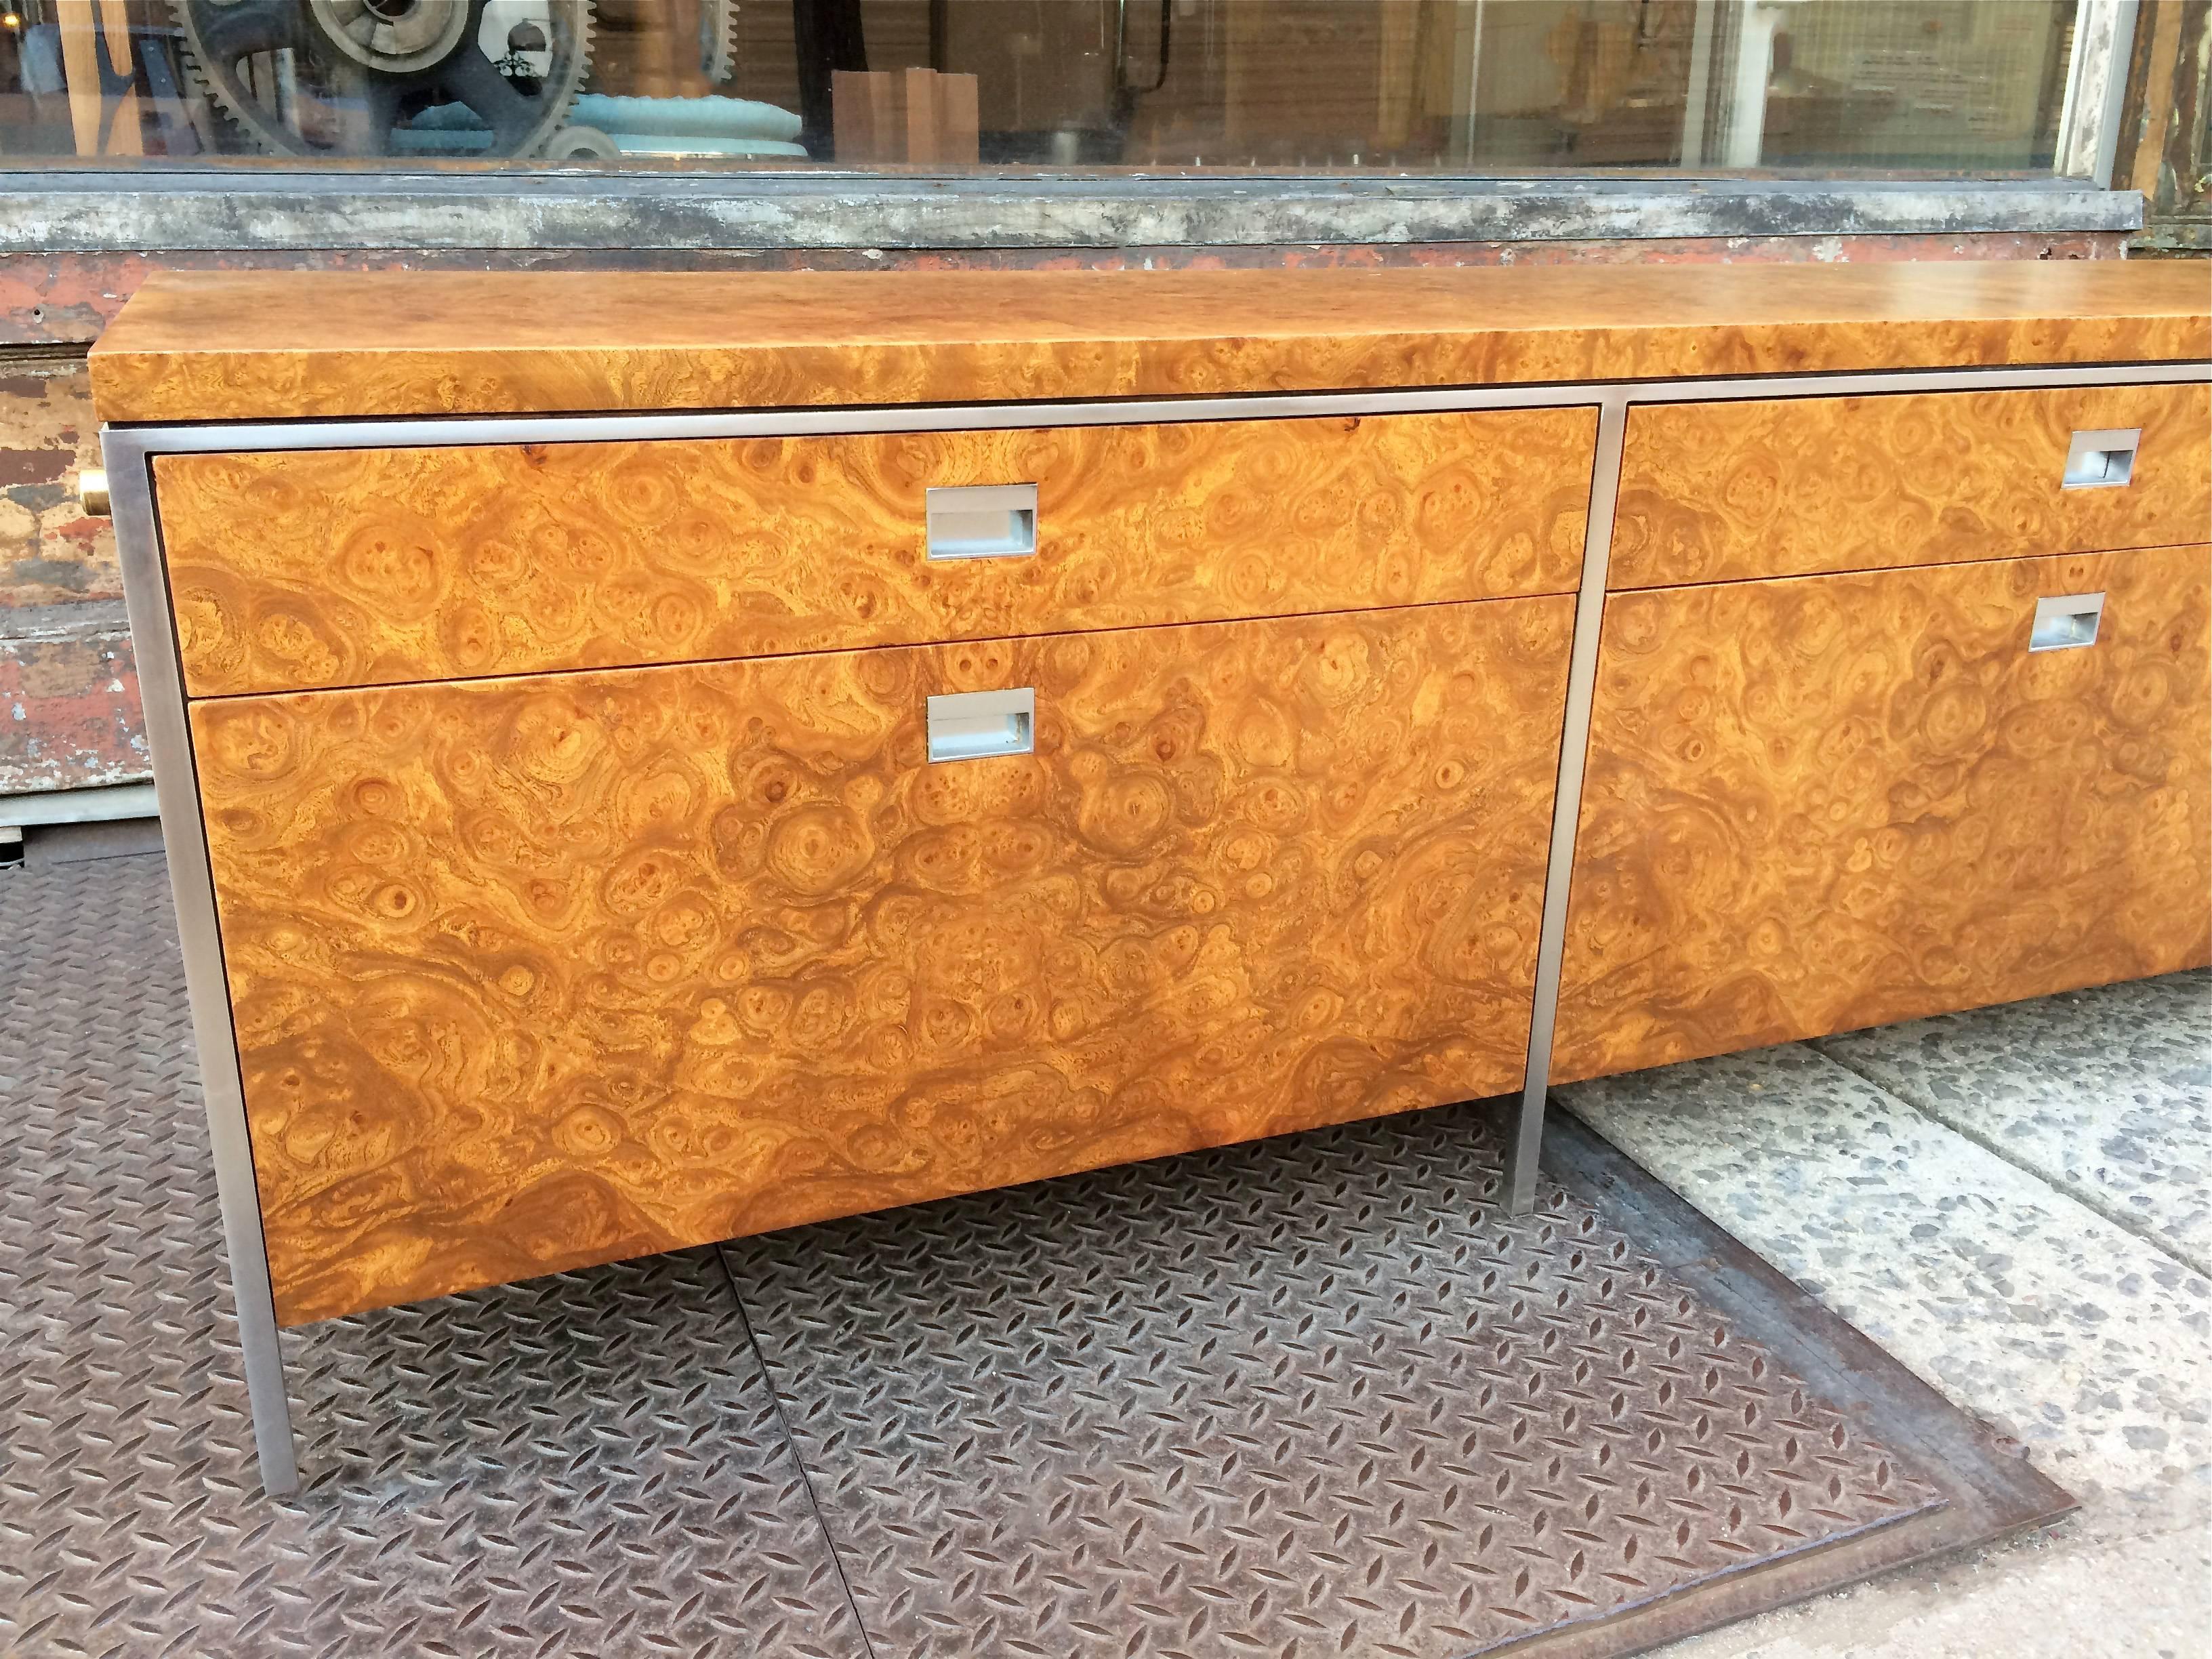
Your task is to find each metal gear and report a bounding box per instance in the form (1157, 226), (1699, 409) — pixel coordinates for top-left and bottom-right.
(309, 0), (472, 73)
(698, 0), (737, 84)
(173, 0), (595, 159)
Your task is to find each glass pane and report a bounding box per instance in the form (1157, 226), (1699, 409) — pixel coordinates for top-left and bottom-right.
(1745, 1), (2076, 169)
(0, 1), (2076, 173)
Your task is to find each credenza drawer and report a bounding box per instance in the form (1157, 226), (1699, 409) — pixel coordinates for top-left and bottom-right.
(1611, 383), (2211, 588)
(156, 407), (1596, 697)
(1551, 544), (2211, 1084)
(190, 597), (1573, 1323)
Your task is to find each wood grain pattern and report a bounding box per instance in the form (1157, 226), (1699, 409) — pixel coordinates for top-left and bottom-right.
(192, 599), (1573, 1324)
(1612, 384), (2212, 588)
(157, 409), (1595, 697)
(91, 262), (2211, 423)
(1552, 546), (2212, 1084)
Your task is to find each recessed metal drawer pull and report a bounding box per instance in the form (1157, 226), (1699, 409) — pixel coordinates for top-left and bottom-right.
(926, 688), (1036, 762)
(2029, 592), (2105, 652)
(926, 483), (1039, 559)
(2062, 428), (2139, 489)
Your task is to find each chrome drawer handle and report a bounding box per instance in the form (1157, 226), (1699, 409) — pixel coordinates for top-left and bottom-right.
(926, 483), (1038, 559)
(2030, 592), (2104, 652)
(2062, 428), (2139, 489)
(927, 688), (1035, 762)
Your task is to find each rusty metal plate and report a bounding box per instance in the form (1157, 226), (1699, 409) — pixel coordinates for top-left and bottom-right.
(0, 857), (866, 1659)
(724, 1109), (1948, 1659)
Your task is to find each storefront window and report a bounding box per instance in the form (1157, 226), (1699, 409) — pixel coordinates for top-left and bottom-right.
(0, 1), (2083, 176)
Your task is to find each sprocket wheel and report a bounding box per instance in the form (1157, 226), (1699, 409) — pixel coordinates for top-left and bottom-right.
(173, 0), (595, 158)
(699, 0), (737, 84)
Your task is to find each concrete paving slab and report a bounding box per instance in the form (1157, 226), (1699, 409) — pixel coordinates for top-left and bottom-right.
(1654, 1519), (2212, 1659)
(1559, 1044), (2212, 1519)
(1818, 970), (2212, 1279)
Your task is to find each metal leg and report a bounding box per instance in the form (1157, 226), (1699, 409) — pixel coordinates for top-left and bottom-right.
(106, 433), (301, 1497)
(1504, 1085), (1549, 1214)
(1509, 393), (1629, 1214)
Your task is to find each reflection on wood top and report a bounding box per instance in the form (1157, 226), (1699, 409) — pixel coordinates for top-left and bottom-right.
(91, 261), (2212, 423)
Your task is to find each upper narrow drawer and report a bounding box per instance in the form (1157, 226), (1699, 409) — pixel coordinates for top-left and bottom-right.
(1611, 383), (2211, 589)
(155, 408), (1597, 697)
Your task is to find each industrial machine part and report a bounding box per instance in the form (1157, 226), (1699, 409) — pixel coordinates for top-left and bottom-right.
(699, 0), (736, 83)
(1111, 0), (1170, 131)
(564, 92), (803, 156)
(172, 0), (594, 157)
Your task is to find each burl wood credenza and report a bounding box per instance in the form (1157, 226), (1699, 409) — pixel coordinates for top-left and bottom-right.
(91, 263), (2211, 1495)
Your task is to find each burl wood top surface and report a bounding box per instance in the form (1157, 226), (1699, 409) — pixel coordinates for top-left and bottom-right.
(92, 261), (2211, 423)
(193, 600), (1570, 1322)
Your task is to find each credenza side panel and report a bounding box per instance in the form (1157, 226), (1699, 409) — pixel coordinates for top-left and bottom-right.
(158, 408), (1597, 697)
(191, 598), (1573, 1324)
(1552, 545), (2212, 1085)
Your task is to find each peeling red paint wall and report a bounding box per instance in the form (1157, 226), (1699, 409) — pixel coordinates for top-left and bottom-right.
(0, 623), (146, 794)
(0, 352), (140, 798)
(0, 359), (119, 605)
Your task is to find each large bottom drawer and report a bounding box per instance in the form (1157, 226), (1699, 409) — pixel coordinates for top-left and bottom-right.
(191, 598), (1574, 1324)
(1553, 544), (2211, 1084)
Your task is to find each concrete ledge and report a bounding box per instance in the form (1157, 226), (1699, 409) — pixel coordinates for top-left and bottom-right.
(0, 171), (2144, 254)
(1, 598), (131, 644)
(0, 780), (157, 826)
(2135, 220), (2212, 253)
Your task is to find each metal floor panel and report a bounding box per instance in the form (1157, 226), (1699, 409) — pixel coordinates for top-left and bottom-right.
(722, 1110), (1945, 1659)
(1, 853), (2076, 1659)
(0, 858), (866, 1659)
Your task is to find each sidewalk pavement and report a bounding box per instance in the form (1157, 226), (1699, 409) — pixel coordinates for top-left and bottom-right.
(1560, 969), (2211, 1659)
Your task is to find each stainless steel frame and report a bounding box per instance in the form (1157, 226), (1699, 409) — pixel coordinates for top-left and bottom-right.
(104, 356), (2212, 1498)
(107, 445), (301, 1497)
(1509, 392), (1628, 1212)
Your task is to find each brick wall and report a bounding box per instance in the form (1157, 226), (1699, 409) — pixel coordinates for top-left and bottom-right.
(0, 354), (142, 795)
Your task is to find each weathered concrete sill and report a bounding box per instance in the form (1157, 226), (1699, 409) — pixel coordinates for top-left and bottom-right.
(2133, 218), (2212, 253)
(1, 599), (132, 644)
(0, 171), (2143, 254)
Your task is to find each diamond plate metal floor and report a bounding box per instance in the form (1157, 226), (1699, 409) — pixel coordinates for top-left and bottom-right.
(724, 1115), (1943, 1659)
(0, 857), (864, 1659)
(1, 853), (2072, 1659)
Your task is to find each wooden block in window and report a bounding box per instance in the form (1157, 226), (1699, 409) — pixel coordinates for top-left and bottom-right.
(832, 68), (901, 163)
(904, 66), (939, 163)
(832, 68), (976, 165)
(938, 72), (979, 164)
